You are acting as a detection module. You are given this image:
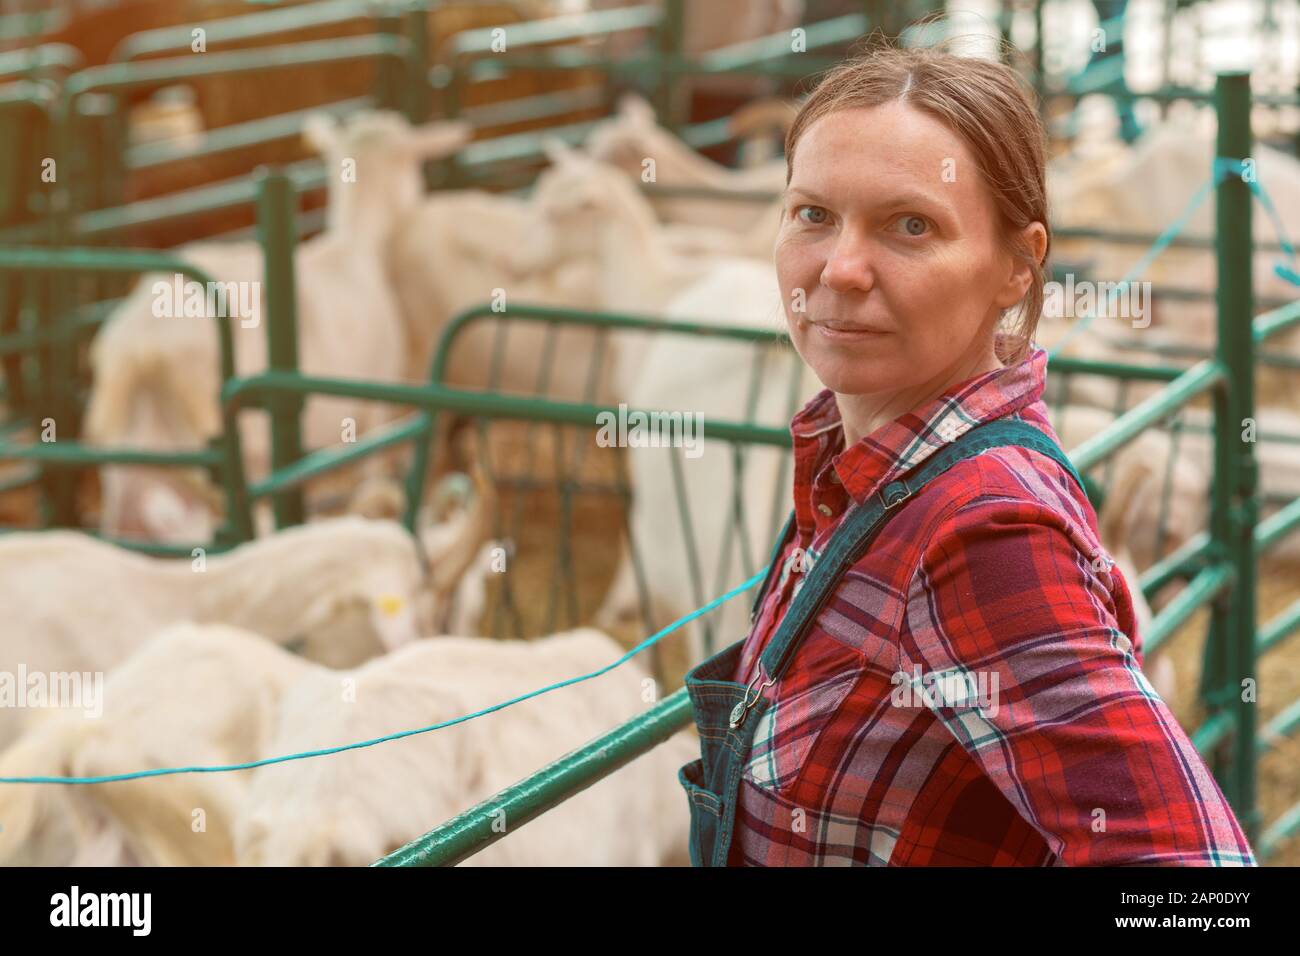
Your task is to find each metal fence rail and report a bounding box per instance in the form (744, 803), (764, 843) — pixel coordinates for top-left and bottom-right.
(372, 71), (1296, 865)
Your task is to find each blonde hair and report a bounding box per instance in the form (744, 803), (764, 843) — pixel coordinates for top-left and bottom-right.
(786, 45), (1049, 365)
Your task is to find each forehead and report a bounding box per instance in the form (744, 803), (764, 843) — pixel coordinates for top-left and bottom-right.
(790, 100), (987, 209)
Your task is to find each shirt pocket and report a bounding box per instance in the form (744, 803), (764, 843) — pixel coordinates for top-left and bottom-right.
(740, 662), (862, 795)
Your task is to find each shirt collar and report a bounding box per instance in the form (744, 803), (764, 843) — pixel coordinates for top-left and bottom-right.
(790, 333), (1049, 513)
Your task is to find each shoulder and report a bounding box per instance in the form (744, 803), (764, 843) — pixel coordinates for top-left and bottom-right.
(905, 414), (1105, 573)
(897, 453), (1133, 666)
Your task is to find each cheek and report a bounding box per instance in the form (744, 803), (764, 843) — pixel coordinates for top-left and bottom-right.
(775, 239), (821, 315)
(890, 245), (999, 335)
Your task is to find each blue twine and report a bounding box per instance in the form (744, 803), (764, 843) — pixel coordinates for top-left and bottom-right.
(1046, 154), (1299, 363)
(1217, 155), (1300, 286)
(8, 153), (1293, 788)
(1047, 173), (1217, 359)
(1240, 174), (1300, 288)
(0, 568), (769, 786)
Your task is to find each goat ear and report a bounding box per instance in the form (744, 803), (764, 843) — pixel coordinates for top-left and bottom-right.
(368, 593), (421, 650)
(140, 482), (213, 544)
(419, 466), (493, 597)
(405, 119), (472, 161)
(618, 93), (656, 126)
(301, 112), (339, 155)
(541, 135), (578, 167)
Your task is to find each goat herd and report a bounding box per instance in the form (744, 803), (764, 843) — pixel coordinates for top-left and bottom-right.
(1, 91), (1299, 866)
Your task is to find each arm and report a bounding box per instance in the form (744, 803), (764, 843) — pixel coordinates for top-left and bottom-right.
(899, 494), (1256, 866)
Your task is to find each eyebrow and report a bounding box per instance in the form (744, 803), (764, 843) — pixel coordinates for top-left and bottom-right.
(785, 184), (947, 212)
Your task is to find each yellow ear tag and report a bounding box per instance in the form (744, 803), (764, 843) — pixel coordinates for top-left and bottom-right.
(376, 594), (405, 617)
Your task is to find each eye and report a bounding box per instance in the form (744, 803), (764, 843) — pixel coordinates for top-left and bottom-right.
(889, 214), (931, 237)
(796, 204), (829, 225)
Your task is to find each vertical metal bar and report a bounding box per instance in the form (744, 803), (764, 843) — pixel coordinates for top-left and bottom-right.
(40, 94), (79, 527)
(255, 168), (306, 529)
(1295, 74), (1300, 161)
(1213, 70), (1259, 843)
(373, 5), (405, 113)
(402, 1), (431, 123)
(656, 0), (686, 132)
(1034, 0), (1047, 113)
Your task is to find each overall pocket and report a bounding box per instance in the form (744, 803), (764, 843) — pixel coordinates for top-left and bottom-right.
(678, 758), (723, 867)
(741, 664), (861, 794)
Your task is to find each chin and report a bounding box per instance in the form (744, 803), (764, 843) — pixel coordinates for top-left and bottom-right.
(799, 344), (904, 396)
(816, 368), (904, 396)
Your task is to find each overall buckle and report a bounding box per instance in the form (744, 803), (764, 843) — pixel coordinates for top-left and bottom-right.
(730, 667), (775, 729)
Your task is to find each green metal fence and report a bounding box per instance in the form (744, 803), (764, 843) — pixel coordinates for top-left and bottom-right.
(1, 3), (1298, 866)
(368, 72), (1300, 866)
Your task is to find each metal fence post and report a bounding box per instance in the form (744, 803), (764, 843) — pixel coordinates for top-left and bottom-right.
(656, 0), (686, 132)
(374, 3), (405, 113)
(401, 1), (431, 124)
(1212, 70), (1259, 842)
(255, 167), (306, 529)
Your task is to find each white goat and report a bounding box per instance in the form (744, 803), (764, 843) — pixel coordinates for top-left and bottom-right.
(386, 131), (778, 404)
(1050, 401), (1300, 564)
(503, 140), (774, 404)
(0, 622), (319, 867)
(1048, 403), (1211, 572)
(1048, 117), (1300, 367)
(86, 111), (470, 542)
(595, 260), (816, 665)
(234, 628), (695, 866)
(384, 189), (609, 399)
(0, 500), (489, 751)
(1088, 439), (1178, 703)
(585, 94), (786, 234)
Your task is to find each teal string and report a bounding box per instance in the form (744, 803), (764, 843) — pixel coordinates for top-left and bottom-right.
(13, 156), (1291, 789)
(1238, 170), (1299, 288)
(1045, 155), (1297, 363)
(1046, 171), (1218, 360)
(0, 568), (768, 786)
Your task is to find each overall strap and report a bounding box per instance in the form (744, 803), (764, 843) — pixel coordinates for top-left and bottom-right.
(752, 417), (1085, 691)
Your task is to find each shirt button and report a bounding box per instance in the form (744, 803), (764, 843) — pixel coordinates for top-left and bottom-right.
(817, 503), (834, 517)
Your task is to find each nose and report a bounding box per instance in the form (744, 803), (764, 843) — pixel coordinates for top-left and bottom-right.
(819, 230), (877, 295)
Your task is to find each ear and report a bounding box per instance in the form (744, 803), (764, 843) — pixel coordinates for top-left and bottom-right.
(426, 471), (473, 523)
(140, 481), (214, 544)
(419, 467), (492, 593)
(618, 93), (656, 127)
(541, 135), (578, 167)
(301, 112), (339, 155)
(367, 591), (421, 650)
(403, 119), (472, 161)
(347, 476), (405, 520)
(995, 221), (1049, 310)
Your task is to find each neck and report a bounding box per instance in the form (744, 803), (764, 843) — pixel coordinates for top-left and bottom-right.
(836, 338), (1003, 448)
(597, 180), (683, 311)
(325, 169), (417, 247)
(179, 525), (365, 639)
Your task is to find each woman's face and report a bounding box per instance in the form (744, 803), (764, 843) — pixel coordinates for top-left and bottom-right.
(776, 100), (1034, 399)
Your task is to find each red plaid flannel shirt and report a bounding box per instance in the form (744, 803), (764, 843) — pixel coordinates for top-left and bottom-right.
(732, 341), (1256, 866)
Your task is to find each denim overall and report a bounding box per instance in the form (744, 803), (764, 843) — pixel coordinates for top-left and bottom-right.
(676, 418), (1089, 867)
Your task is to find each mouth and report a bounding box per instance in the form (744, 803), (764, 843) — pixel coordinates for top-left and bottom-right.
(809, 319), (892, 341)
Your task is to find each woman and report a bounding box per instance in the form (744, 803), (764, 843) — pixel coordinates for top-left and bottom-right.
(678, 46), (1255, 867)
